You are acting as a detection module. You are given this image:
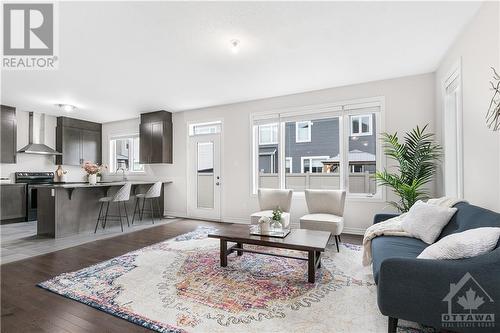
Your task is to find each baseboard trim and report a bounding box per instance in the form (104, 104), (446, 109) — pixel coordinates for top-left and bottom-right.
(221, 217), (249, 224)
(165, 211), (367, 235)
(342, 227), (366, 236)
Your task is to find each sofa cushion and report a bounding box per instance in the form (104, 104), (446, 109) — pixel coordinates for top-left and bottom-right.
(438, 202), (500, 244)
(371, 236), (428, 284)
(418, 227), (500, 260)
(401, 200), (457, 244)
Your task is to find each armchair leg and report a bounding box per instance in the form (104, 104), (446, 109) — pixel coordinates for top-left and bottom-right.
(388, 317), (398, 333)
(334, 235), (340, 252)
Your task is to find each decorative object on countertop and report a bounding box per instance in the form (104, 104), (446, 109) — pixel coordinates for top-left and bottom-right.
(82, 161), (106, 186)
(257, 216), (271, 232)
(54, 165), (67, 183)
(271, 206), (283, 230)
(375, 124), (442, 213)
(487, 67), (500, 131)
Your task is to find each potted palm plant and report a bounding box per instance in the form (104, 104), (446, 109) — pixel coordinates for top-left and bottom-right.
(375, 124), (442, 213)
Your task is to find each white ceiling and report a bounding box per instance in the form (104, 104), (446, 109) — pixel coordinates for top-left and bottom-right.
(1, 1), (481, 123)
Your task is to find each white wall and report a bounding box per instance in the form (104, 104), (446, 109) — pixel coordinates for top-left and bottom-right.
(0, 111), (85, 181)
(144, 73), (436, 234)
(435, 2), (500, 212)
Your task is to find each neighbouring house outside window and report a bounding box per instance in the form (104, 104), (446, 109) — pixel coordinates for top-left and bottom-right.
(109, 135), (144, 173)
(350, 114), (372, 136)
(258, 123), (278, 145)
(295, 121), (312, 143)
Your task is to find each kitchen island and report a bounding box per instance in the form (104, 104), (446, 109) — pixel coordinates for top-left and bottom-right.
(36, 180), (172, 238)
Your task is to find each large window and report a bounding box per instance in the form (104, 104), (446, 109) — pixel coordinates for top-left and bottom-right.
(109, 135), (143, 173)
(253, 98), (383, 198)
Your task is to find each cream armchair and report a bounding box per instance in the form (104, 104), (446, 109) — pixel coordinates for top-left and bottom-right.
(300, 189), (346, 252)
(250, 188), (293, 228)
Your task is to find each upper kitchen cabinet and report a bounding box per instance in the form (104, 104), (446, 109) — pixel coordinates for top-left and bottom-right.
(1, 105), (17, 163)
(56, 117), (102, 166)
(139, 111), (172, 164)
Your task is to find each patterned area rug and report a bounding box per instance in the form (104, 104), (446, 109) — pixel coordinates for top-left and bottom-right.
(38, 226), (434, 333)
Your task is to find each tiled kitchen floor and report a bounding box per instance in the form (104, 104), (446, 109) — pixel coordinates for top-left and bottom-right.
(0, 218), (180, 264)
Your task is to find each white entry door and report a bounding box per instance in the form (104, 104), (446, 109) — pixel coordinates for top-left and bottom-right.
(188, 133), (221, 220)
(443, 65), (464, 198)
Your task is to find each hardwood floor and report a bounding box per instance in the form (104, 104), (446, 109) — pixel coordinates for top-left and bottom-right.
(1, 219), (362, 333)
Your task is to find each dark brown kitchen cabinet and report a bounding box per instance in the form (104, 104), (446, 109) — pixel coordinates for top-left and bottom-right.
(1, 105), (17, 164)
(56, 117), (102, 166)
(0, 184), (26, 221)
(139, 111), (172, 164)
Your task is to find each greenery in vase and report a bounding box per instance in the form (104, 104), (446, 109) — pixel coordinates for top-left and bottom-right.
(272, 207), (283, 226)
(375, 124), (442, 213)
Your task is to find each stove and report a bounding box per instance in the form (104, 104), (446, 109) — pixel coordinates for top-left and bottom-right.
(15, 172), (54, 221)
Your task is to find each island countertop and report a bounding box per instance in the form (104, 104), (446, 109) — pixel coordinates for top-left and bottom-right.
(36, 180), (172, 238)
(34, 180), (172, 189)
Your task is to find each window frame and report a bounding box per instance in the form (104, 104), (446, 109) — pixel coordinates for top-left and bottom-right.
(295, 120), (312, 143)
(350, 114), (373, 137)
(258, 123), (278, 145)
(250, 96), (385, 201)
(108, 133), (144, 173)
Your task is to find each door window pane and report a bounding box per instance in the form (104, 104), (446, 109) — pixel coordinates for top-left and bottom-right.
(197, 142), (214, 208)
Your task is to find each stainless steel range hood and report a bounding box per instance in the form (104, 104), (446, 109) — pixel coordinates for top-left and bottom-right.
(17, 112), (62, 155)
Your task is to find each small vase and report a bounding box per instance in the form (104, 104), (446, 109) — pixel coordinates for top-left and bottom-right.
(271, 219), (283, 231)
(88, 174), (97, 185)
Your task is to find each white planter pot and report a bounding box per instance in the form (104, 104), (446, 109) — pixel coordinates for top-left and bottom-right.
(88, 174), (97, 185)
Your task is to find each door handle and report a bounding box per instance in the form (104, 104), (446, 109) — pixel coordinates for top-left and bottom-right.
(215, 182), (220, 186)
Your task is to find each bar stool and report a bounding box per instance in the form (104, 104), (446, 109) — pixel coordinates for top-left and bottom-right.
(94, 183), (132, 233)
(132, 182), (162, 224)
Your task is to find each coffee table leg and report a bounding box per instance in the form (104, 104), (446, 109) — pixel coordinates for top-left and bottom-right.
(308, 251), (316, 283)
(220, 239), (227, 267)
(236, 242), (243, 256)
(316, 251), (321, 268)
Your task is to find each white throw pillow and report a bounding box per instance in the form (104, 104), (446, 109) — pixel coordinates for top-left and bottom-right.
(418, 227), (500, 260)
(401, 200), (457, 244)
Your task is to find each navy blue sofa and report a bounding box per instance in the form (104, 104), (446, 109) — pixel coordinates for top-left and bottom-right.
(372, 202), (500, 333)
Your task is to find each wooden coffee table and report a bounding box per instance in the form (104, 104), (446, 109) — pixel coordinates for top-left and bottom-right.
(208, 225), (331, 283)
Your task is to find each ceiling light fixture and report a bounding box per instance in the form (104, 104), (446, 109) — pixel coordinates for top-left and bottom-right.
(230, 39), (240, 54)
(56, 104), (76, 112)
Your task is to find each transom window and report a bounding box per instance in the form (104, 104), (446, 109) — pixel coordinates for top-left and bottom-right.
(109, 135), (144, 173)
(295, 121), (312, 143)
(252, 98), (383, 198)
(350, 114), (372, 136)
(189, 121), (222, 136)
(258, 123), (278, 145)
